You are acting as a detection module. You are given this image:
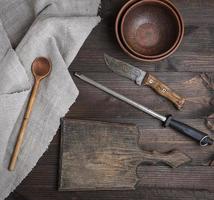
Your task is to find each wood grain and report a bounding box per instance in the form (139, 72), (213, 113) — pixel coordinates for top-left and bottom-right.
(143, 73), (185, 109)
(68, 72), (213, 120)
(9, 0), (214, 199)
(59, 119), (191, 191)
(8, 81), (40, 171)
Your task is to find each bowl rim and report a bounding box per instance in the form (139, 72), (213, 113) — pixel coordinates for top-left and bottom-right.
(115, 0), (184, 62)
(120, 0), (182, 58)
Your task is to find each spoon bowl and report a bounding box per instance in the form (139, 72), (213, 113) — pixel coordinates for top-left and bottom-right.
(32, 57), (52, 80)
(9, 57), (52, 171)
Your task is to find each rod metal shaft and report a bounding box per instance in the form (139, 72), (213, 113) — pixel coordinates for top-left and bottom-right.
(75, 73), (167, 122)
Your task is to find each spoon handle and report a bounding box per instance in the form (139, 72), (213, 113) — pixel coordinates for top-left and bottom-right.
(8, 80), (40, 171)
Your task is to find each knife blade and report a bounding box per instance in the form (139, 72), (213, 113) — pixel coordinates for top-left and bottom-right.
(104, 54), (185, 110)
(74, 73), (213, 147)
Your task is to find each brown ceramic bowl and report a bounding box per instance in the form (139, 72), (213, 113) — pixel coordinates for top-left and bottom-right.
(116, 0), (184, 62)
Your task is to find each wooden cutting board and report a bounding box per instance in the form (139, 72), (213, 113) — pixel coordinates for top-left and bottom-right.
(58, 119), (191, 191)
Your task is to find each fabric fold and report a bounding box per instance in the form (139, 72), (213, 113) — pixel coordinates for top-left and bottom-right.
(0, 0), (101, 199)
(0, 49), (30, 95)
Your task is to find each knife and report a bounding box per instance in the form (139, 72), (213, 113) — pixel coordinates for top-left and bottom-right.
(104, 54), (185, 110)
(74, 73), (213, 146)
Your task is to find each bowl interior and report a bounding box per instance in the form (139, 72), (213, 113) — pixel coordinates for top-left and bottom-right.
(121, 1), (180, 57)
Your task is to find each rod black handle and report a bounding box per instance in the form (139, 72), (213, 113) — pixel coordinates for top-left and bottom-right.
(164, 116), (213, 146)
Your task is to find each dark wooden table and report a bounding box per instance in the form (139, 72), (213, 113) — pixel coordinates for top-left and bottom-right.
(8, 0), (214, 199)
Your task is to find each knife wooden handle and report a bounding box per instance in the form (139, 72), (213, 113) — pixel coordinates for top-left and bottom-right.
(143, 74), (185, 110)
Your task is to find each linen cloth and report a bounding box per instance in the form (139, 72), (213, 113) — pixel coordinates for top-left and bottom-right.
(0, 0), (100, 199)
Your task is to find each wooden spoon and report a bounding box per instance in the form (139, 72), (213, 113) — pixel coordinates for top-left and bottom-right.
(8, 57), (52, 171)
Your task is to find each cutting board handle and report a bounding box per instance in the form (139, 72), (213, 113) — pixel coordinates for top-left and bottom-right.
(140, 149), (191, 168)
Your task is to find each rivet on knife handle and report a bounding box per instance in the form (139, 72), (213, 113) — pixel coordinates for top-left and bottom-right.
(74, 73), (213, 146)
(143, 73), (185, 110)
